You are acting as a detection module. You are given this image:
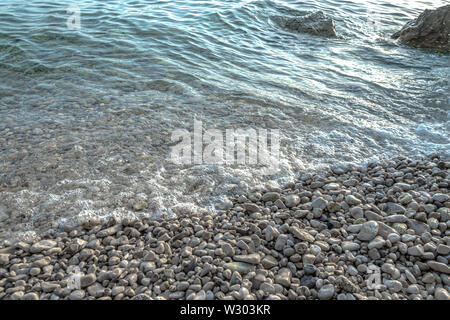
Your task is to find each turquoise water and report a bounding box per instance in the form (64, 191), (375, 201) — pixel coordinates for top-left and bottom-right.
(0, 0), (448, 239)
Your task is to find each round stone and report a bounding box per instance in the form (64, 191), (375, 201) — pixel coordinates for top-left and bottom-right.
(357, 221), (379, 241)
(318, 284), (335, 300)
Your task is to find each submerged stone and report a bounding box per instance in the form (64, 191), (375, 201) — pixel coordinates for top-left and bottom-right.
(273, 11), (337, 38)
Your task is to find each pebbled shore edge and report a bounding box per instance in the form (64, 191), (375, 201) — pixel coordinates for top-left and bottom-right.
(0, 154), (449, 300)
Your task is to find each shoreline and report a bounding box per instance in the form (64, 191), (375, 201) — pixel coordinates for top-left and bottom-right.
(0, 154), (449, 300)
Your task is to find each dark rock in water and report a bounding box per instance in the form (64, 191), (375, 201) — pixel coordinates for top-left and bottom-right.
(392, 5), (450, 51)
(274, 11), (337, 38)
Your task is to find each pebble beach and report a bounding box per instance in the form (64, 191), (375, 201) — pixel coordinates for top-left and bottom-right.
(0, 154), (448, 300)
(1, 0), (449, 302)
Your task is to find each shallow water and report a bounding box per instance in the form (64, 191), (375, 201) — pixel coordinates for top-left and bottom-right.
(0, 0), (449, 241)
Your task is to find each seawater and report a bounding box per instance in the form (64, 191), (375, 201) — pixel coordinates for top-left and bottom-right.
(0, 0), (448, 241)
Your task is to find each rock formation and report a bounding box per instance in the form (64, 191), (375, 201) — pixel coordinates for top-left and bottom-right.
(274, 11), (337, 38)
(392, 5), (450, 51)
